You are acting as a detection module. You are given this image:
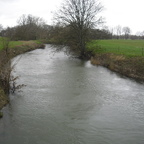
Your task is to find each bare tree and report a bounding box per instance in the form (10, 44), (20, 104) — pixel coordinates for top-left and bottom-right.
(0, 24), (3, 32)
(54, 0), (103, 58)
(17, 14), (45, 26)
(0, 24), (3, 36)
(122, 26), (131, 39)
(115, 25), (122, 39)
(16, 14), (46, 40)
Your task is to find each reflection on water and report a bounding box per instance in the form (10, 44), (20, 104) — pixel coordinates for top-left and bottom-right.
(0, 44), (144, 144)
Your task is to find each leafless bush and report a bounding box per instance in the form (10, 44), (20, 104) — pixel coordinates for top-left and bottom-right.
(10, 75), (26, 93)
(0, 38), (25, 94)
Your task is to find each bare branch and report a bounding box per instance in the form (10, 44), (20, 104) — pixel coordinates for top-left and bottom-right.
(53, 0), (103, 58)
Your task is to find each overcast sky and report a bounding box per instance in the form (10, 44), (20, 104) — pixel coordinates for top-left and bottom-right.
(0, 0), (144, 34)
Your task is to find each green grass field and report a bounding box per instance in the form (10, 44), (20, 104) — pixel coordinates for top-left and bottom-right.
(0, 37), (43, 50)
(87, 40), (144, 57)
(0, 37), (24, 50)
(1, 37), (144, 57)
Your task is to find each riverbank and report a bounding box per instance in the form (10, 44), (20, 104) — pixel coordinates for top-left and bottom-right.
(87, 40), (144, 82)
(0, 41), (45, 111)
(91, 53), (144, 81)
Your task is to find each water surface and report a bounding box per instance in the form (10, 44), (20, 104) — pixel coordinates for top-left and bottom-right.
(0, 44), (144, 144)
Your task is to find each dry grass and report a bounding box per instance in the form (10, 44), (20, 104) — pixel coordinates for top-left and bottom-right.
(91, 53), (144, 81)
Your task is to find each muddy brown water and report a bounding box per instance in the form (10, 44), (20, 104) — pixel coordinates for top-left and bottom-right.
(0, 44), (144, 144)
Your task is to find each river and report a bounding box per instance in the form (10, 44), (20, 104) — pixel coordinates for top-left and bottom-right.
(0, 44), (144, 144)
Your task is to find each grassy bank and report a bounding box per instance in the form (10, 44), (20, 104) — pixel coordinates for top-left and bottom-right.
(0, 39), (44, 111)
(87, 40), (144, 81)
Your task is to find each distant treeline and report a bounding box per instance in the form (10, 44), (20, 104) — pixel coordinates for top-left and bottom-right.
(0, 15), (144, 41)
